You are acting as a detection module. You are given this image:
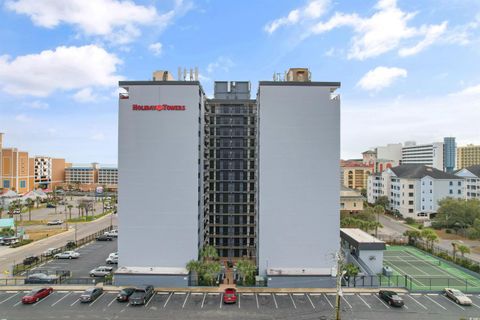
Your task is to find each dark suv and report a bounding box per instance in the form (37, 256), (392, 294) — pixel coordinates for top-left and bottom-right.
(129, 285), (154, 305)
(23, 256), (39, 265)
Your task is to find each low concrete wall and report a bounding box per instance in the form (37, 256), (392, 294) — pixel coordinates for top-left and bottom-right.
(114, 274), (188, 287)
(266, 276), (336, 288)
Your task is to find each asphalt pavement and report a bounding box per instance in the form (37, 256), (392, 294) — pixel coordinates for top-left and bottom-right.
(0, 290), (477, 320)
(0, 214), (117, 277)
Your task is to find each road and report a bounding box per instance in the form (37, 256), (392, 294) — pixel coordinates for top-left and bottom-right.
(378, 214), (480, 263)
(0, 213), (117, 277)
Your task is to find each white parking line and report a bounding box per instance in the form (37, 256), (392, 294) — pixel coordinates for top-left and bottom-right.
(289, 294), (297, 309)
(107, 296), (117, 307)
(191, 292), (203, 295)
(275, 293), (287, 296)
(406, 295), (427, 310)
(310, 293), (322, 296)
(242, 293), (254, 296)
(323, 294), (333, 309)
(359, 293), (371, 296)
(272, 293), (278, 309)
(219, 294), (223, 309)
(145, 293), (155, 308)
(34, 294), (53, 306)
(163, 292), (172, 308)
(174, 292), (186, 295)
(52, 292), (71, 307)
(182, 292), (189, 309)
(342, 295), (352, 309)
(440, 295), (465, 310)
(0, 293), (19, 304)
(471, 302), (480, 309)
(292, 293), (304, 296)
(255, 293), (259, 309)
(374, 294), (390, 309)
(306, 294), (315, 309)
(13, 300), (22, 307)
(356, 294), (371, 309)
(201, 293), (206, 309)
(89, 293), (104, 307)
(424, 295), (447, 310)
(259, 293), (270, 296)
(70, 298), (80, 307)
(238, 293), (241, 309)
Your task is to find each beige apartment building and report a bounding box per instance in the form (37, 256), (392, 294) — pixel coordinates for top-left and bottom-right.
(341, 160), (373, 191)
(457, 145), (480, 169)
(340, 186), (364, 213)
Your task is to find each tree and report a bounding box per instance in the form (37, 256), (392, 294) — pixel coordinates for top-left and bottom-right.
(404, 230), (421, 244)
(457, 244), (471, 258)
(0, 206), (3, 219)
(421, 228), (439, 250)
(373, 205), (384, 236)
(200, 245), (219, 261)
(35, 196), (41, 209)
(186, 260), (202, 285)
(374, 196), (389, 210)
(360, 188), (367, 198)
(67, 205), (74, 220)
(25, 198), (34, 221)
(236, 259), (256, 285)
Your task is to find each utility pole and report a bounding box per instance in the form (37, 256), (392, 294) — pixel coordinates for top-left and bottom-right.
(335, 251), (346, 320)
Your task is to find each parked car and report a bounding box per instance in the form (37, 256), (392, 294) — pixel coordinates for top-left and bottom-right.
(106, 256), (118, 264)
(42, 248), (62, 257)
(23, 255), (39, 265)
(13, 209), (21, 214)
(116, 287), (135, 302)
(89, 266), (114, 277)
(379, 290), (404, 307)
(24, 273), (58, 284)
(1, 237), (19, 246)
(54, 251), (80, 259)
(444, 288), (472, 305)
(96, 234), (113, 241)
(21, 287), (53, 304)
(47, 219), (63, 226)
(46, 204), (56, 208)
(129, 285), (155, 305)
(104, 229), (118, 237)
(80, 287), (103, 303)
(108, 252), (118, 259)
(223, 288), (237, 304)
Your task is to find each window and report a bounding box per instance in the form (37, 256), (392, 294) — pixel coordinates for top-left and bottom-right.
(20, 180), (26, 188)
(408, 193), (414, 197)
(458, 190), (461, 194)
(449, 181), (453, 186)
(430, 181), (432, 186)
(409, 209), (414, 213)
(458, 181), (462, 186)
(409, 184), (414, 189)
(3, 180), (10, 188)
(449, 190), (453, 194)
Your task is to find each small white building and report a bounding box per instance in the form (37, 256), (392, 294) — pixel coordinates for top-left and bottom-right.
(368, 164), (463, 219)
(340, 228), (386, 274)
(401, 142), (444, 170)
(455, 165), (480, 200)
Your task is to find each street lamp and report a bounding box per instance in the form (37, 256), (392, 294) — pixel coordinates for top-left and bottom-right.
(335, 270), (347, 320)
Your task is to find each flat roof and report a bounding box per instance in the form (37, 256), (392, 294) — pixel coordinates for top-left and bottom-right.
(115, 266), (188, 275)
(259, 81), (341, 88)
(340, 228), (386, 250)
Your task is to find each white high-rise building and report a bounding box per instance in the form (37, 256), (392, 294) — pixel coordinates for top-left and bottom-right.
(401, 142), (444, 170)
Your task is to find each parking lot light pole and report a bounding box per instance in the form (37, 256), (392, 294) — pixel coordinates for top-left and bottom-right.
(335, 270), (346, 320)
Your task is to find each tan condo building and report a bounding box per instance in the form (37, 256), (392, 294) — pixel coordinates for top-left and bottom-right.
(457, 145), (480, 169)
(340, 160), (373, 191)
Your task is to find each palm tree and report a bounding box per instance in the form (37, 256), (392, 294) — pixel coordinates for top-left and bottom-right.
(200, 245), (219, 261)
(26, 198), (34, 221)
(203, 261), (222, 286)
(236, 259), (256, 285)
(67, 205), (74, 220)
(186, 260), (202, 285)
(421, 228), (439, 250)
(458, 244), (471, 258)
(403, 230), (421, 244)
(373, 205), (384, 237)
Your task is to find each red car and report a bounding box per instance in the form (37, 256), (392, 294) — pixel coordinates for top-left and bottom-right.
(22, 287), (53, 304)
(223, 288), (237, 304)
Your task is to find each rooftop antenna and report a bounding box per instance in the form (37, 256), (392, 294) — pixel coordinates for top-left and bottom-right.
(194, 67), (198, 81)
(178, 67), (181, 81)
(183, 68), (187, 81)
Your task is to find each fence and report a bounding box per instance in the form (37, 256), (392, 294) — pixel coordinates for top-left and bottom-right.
(12, 225), (114, 276)
(0, 277), (112, 286)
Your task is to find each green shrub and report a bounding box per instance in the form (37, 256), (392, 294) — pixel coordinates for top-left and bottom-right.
(405, 217), (415, 225)
(445, 229), (452, 234)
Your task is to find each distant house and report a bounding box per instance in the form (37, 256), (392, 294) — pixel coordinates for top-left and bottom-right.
(340, 186), (365, 213)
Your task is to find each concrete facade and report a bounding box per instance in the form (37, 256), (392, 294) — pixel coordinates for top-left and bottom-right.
(401, 142), (444, 170)
(257, 82), (340, 279)
(118, 81), (203, 272)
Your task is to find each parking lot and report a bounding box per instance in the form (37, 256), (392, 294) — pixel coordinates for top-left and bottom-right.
(0, 290), (479, 319)
(26, 237), (117, 278)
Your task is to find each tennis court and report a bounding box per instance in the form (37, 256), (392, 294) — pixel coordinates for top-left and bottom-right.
(382, 246), (480, 292)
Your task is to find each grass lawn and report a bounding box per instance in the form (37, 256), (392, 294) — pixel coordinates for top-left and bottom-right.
(26, 228), (66, 241)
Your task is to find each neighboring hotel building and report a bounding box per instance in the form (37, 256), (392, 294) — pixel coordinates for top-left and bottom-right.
(340, 160), (372, 191)
(455, 165), (480, 200)
(34, 156), (67, 189)
(457, 144), (480, 169)
(116, 68), (340, 287)
(367, 164), (463, 219)
(401, 141), (444, 170)
(65, 163), (118, 191)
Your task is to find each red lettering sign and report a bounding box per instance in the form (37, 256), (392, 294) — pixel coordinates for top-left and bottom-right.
(132, 104), (186, 111)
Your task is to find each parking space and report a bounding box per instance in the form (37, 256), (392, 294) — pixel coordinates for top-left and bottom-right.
(1, 290), (480, 319)
(29, 238), (117, 278)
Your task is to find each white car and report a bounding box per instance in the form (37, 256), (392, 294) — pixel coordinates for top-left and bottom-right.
(42, 248), (61, 257)
(89, 266), (114, 277)
(106, 256), (118, 264)
(54, 251), (80, 259)
(108, 252), (118, 258)
(105, 230), (118, 238)
(444, 288), (472, 305)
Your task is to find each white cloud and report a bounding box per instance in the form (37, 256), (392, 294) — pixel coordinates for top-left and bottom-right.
(5, 0), (191, 44)
(207, 56), (235, 73)
(148, 42), (163, 56)
(308, 0), (447, 59)
(25, 100), (49, 109)
(264, 0), (330, 34)
(73, 88), (97, 102)
(15, 114), (32, 122)
(0, 45), (122, 97)
(452, 83), (480, 96)
(357, 66), (407, 91)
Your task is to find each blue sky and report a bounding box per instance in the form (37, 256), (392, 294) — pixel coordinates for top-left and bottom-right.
(0, 0), (480, 164)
